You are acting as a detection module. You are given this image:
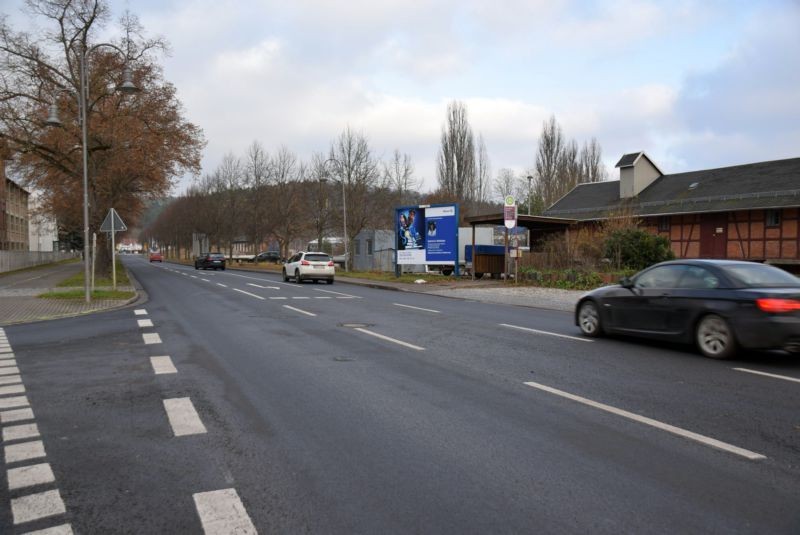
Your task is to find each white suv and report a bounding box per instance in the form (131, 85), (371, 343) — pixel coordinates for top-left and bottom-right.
(283, 251), (335, 284)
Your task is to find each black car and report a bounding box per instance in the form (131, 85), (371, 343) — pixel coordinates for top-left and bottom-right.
(194, 252), (226, 270)
(254, 251), (281, 263)
(575, 260), (800, 359)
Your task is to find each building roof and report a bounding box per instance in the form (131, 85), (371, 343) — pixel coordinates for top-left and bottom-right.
(545, 157), (800, 220)
(615, 152), (641, 168)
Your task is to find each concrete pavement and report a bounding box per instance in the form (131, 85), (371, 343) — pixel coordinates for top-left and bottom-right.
(0, 261), (139, 326)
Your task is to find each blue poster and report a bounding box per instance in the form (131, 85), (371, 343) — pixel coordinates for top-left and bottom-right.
(396, 204), (457, 265)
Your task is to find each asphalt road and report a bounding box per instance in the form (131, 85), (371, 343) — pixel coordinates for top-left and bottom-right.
(1, 255), (799, 534)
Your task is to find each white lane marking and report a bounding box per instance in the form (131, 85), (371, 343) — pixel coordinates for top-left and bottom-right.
(201, 279), (211, 282)
(134, 309), (148, 316)
(315, 288), (360, 298)
(216, 283), (228, 288)
(0, 395), (28, 409)
(0, 348), (13, 354)
(336, 296), (355, 299)
(191, 275), (198, 279)
(523, 381), (765, 461)
(269, 297), (287, 300)
(163, 398), (207, 437)
(232, 288), (266, 300)
(0, 359), (17, 367)
(11, 489), (66, 525)
(137, 319), (154, 328)
(3, 423), (40, 442)
(314, 296), (332, 299)
(354, 328), (425, 351)
(292, 296), (310, 300)
(150, 356), (178, 375)
(393, 303), (441, 314)
(8, 462), (55, 490)
(500, 323), (593, 343)
(193, 488), (257, 535)
(0, 353), (15, 360)
(283, 305), (316, 317)
(4, 440), (46, 463)
(0, 407), (34, 423)
(142, 333), (162, 345)
(23, 524), (74, 534)
(0, 367), (20, 376)
(247, 283), (279, 290)
(0, 384), (25, 396)
(0, 375), (22, 385)
(733, 368), (800, 384)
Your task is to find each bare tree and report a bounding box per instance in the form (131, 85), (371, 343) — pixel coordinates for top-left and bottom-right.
(243, 141), (272, 255)
(383, 149), (417, 205)
(269, 146), (302, 259)
(436, 100), (476, 201)
(214, 153), (245, 257)
(579, 137), (606, 183)
(492, 168), (522, 202)
(534, 115), (564, 208)
(308, 152), (332, 250)
(475, 134), (491, 203)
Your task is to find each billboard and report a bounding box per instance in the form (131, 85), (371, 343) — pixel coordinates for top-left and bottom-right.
(396, 204), (458, 265)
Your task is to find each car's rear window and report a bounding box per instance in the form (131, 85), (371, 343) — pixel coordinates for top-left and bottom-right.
(304, 254), (330, 262)
(209, 253), (225, 259)
(721, 264), (800, 288)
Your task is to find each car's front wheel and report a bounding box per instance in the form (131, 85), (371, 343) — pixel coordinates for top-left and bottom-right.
(696, 314), (736, 359)
(577, 300), (602, 337)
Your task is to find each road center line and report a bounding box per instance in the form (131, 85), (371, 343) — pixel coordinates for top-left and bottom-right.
(216, 283), (228, 288)
(134, 309), (148, 316)
(283, 305), (316, 317)
(733, 368), (800, 384)
(353, 328), (425, 351)
(393, 303), (441, 314)
(193, 488), (257, 535)
(500, 323), (593, 343)
(142, 333), (162, 345)
(150, 356), (178, 375)
(523, 381), (765, 461)
(247, 283), (279, 290)
(163, 398), (207, 437)
(137, 319), (154, 328)
(201, 279), (210, 282)
(232, 288), (266, 300)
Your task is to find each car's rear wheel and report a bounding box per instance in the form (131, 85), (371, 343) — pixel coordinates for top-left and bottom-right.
(577, 300), (602, 337)
(696, 314), (736, 359)
(295, 270), (302, 283)
(327, 278), (334, 285)
(282, 269), (289, 282)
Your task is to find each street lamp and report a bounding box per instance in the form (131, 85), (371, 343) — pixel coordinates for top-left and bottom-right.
(323, 158), (349, 272)
(526, 175), (533, 216)
(317, 175), (328, 250)
(46, 42), (139, 303)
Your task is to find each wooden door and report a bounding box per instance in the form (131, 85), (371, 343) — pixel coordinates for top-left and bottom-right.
(700, 213), (728, 258)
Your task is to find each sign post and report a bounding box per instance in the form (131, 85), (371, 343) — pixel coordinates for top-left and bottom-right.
(504, 196), (517, 282)
(100, 208), (127, 290)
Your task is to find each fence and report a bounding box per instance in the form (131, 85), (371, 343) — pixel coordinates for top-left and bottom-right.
(0, 250), (80, 273)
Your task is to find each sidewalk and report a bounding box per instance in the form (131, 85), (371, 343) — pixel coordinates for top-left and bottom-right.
(0, 261), (139, 326)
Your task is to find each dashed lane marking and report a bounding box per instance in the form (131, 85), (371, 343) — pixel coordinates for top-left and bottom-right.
(0, 407), (34, 423)
(193, 488), (257, 535)
(292, 296), (310, 300)
(137, 319), (154, 328)
(523, 380), (765, 461)
(201, 279), (211, 282)
(232, 288), (266, 300)
(216, 283), (228, 288)
(3, 423), (40, 442)
(163, 398), (207, 437)
(0, 384), (25, 396)
(0, 353), (15, 360)
(134, 309), (148, 316)
(500, 323), (593, 343)
(11, 489), (66, 525)
(142, 333), (162, 345)
(0, 395), (28, 409)
(0, 367), (20, 376)
(393, 303), (441, 314)
(150, 356), (178, 375)
(733, 368), (800, 384)
(283, 305), (316, 317)
(314, 296), (332, 299)
(0, 359), (17, 367)
(4, 440), (46, 463)
(269, 297), (287, 300)
(7, 462), (56, 490)
(314, 288), (360, 298)
(247, 283), (280, 290)
(353, 328), (425, 351)
(0, 375), (22, 385)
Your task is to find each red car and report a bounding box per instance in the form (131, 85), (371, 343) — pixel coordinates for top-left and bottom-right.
(149, 251), (163, 262)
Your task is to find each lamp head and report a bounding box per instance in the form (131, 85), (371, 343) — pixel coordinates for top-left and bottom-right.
(118, 66), (139, 94)
(45, 103), (62, 127)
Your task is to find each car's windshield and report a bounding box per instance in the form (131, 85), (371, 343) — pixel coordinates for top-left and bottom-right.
(305, 254), (330, 262)
(720, 263), (800, 288)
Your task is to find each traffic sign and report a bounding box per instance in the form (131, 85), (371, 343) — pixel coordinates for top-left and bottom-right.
(504, 204), (517, 229)
(504, 195), (515, 207)
(100, 208), (127, 233)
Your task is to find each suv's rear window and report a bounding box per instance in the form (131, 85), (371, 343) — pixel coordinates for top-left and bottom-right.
(304, 254), (330, 262)
(209, 253), (225, 259)
(722, 264), (800, 287)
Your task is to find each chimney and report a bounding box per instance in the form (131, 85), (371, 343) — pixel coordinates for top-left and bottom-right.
(615, 152), (662, 198)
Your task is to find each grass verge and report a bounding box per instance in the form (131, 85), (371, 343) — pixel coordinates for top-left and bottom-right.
(38, 289), (135, 300)
(57, 257), (130, 287)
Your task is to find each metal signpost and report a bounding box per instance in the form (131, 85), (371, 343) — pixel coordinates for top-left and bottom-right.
(504, 196), (517, 282)
(100, 208), (127, 290)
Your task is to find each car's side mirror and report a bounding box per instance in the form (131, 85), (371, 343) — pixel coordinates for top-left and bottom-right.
(619, 276), (634, 288)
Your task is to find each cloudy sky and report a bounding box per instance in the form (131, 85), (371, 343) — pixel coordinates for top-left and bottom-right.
(6, 0), (800, 196)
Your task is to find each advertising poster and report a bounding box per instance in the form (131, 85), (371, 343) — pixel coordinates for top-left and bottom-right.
(396, 204), (458, 265)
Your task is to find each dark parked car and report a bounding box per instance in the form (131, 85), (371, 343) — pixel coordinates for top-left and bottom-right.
(194, 252), (226, 270)
(575, 260), (800, 359)
(254, 251), (281, 263)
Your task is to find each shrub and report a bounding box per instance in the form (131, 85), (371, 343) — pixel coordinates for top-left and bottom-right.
(603, 228), (674, 271)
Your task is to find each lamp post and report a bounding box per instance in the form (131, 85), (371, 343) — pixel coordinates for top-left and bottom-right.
(323, 158), (349, 271)
(317, 175), (328, 250)
(46, 41), (138, 303)
(526, 175), (533, 216)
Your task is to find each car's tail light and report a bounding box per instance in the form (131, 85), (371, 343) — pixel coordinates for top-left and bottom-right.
(327, 261), (334, 267)
(301, 260), (310, 266)
(756, 298), (800, 313)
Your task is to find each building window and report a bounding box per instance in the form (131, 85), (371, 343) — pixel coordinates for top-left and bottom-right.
(367, 239), (373, 256)
(765, 209), (781, 227)
(658, 216), (670, 232)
